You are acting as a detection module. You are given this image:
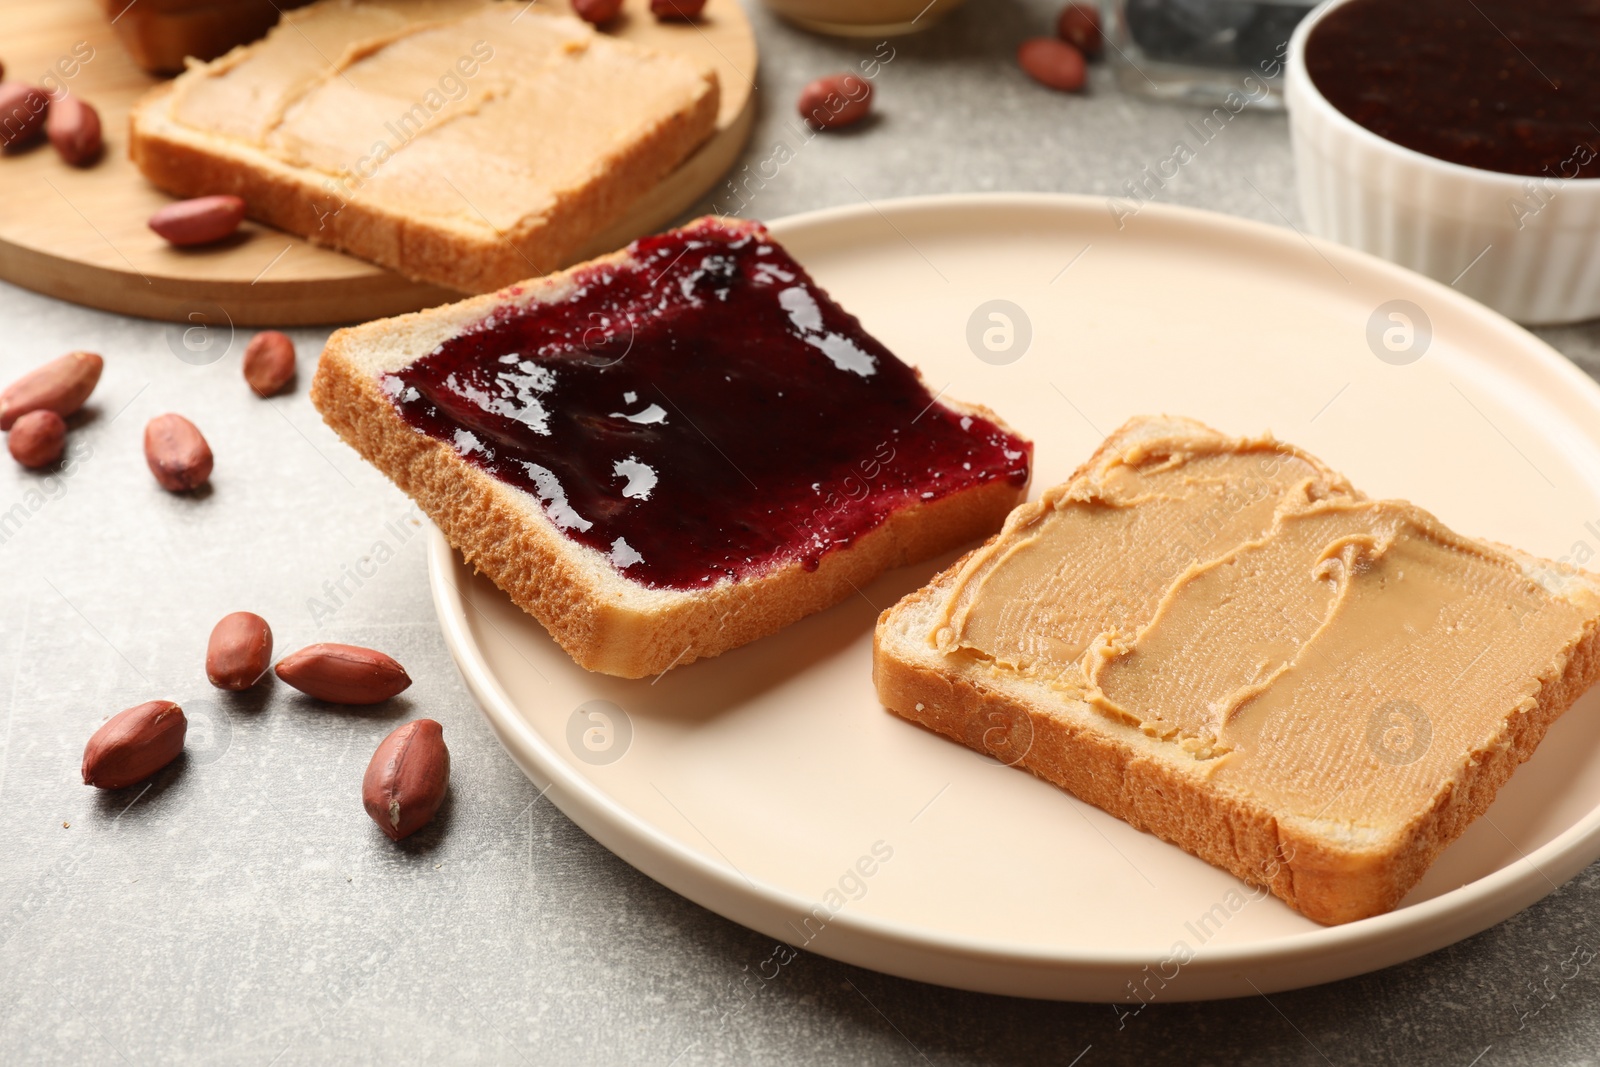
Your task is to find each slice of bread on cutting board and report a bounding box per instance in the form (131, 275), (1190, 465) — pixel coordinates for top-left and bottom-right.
(874, 415), (1600, 925)
(129, 0), (719, 293)
(312, 216), (1033, 677)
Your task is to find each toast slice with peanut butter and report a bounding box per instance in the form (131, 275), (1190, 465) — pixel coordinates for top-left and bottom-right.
(873, 415), (1600, 925)
(128, 0), (719, 293)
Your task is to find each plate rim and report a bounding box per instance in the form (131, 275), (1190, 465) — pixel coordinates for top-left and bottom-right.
(426, 191), (1600, 1000)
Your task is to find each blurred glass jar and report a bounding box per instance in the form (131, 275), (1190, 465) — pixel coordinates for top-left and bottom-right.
(759, 0), (969, 37)
(1103, 0), (1314, 109)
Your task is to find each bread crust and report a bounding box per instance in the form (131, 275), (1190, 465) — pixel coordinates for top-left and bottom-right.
(872, 416), (1600, 926)
(127, 8), (721, 293)
(311, 231), (1031, 678)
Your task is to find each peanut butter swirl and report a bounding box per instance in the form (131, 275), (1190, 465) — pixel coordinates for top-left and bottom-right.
(166, 2), (717, 232)
(934, 420), (1600, 833)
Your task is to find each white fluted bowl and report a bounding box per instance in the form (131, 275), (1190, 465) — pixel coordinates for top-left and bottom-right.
(1286, 0), (1600, 325)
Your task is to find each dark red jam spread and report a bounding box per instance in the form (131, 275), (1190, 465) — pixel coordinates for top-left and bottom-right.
(1306, 0), (1600, 179)
(384, 218), (1031, 591)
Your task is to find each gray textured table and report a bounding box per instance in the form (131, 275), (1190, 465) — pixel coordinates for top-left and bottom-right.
(6, 2), (1600, 1063)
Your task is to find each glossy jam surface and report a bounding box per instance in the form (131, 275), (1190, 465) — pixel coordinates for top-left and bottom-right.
(1307, 0), (1600, 179)
(386, 218), (1031, 590)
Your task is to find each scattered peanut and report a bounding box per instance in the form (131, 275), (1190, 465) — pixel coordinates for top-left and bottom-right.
(573, 0), (624, 23)
(82, 700), (187, 789)
(148, 195), (247, 247)
(1018, 37), (1087, 92)
(651, 0), (706, 19)
(0, 350), (102, 430)
(0, 82), (48, 149)
(144, 413), (213, 492)
(275, 644), (413, 705)
(242, 331), (296, 397)
(7, 409), (66, 469)
(1057, 2), (1103, 58)
(206, 612), (274, 691)
(45, 94), (102, 167)
(798, 73), (874, 131)
(362, 719), (450, 841)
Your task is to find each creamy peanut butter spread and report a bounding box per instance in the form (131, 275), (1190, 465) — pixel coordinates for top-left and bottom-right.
(166, 0), (718, 232)
(935, 423), (1600, 836)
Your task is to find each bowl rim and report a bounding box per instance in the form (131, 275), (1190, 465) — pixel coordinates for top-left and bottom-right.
(1286, 0), (1600, 192)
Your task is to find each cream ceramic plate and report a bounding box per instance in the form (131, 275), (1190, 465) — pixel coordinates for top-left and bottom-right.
(427, 194), (1600, 1001)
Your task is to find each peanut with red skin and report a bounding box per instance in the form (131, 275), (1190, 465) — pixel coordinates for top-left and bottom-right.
(242, 331), (296, 397)
(82, 700), (187, 789)
(573, 0), (624, 23)
(276, 644), (412, 704)
(144, 413), (213, 492)
(362, 719), (450, 841)
(148, 195), (247, 246)
(7, 410), (66, 469)
(0, 83), (48, 149)
(1018, 37), (1087, 92)
(651, 0), (705, 20)
(1057, 3), (1102, 58)
(206, 612), (274, 690)
(0, 350), (102, 430)
(798, 73), (873, 131)
(46, 94), (102, 166)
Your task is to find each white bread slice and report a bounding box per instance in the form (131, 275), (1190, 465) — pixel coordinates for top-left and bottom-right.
(312, 218), (1031, 678)
(873, 415), (1600, 925)
(129, 0), (720, 293)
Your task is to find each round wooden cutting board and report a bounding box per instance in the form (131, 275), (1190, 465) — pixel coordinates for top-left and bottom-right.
(0, 0), (757, 325)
